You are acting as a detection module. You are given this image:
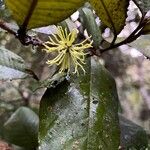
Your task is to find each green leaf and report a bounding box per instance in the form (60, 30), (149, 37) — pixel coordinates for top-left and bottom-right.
(89, 0), (129, 34)
(0, 47), (37, 80)
(134, 0), (150, 14)
(5, 0), (85, 29)
(58, 18), (77, 33)
(79, 7), (102, 48)
(39, 58), (120, 150)
(4, 107), (39, 149)
(120, 115), (148, 149)
(129, 35), (150, 58)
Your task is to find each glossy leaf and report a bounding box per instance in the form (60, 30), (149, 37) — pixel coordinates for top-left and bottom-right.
(89, 0), (129, 34)
(39, 58), (120, 150)
(79, 7), (102, 48)
(5, 0), (85, 29)
(129, 35), (150, 58)
(4, 107), (39, 149)
(0, 47), (32, 80)
(32, 72), (67, 92)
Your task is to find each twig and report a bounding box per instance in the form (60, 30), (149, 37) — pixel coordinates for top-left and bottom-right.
(92, 3), (148, 55)
(20, 0), (38, 32)
(98, 15), (149, 55)
(0, 20), (43, 46)
(17, 0), (38, 45)
(15, 34), (43, 46)
(0, 20), (16, 35)
(0, 0), (42, 46)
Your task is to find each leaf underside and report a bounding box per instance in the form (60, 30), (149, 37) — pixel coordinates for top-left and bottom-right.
(5, 0), (85, 29)
(89, 0), (129, 34)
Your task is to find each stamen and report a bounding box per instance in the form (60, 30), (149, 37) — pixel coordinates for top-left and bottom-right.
(42, 26), (92, 75)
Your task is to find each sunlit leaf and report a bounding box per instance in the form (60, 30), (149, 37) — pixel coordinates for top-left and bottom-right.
(89, 0), (129, 34)
(5, 0), (85, 29)
(39, 57), (120, 150)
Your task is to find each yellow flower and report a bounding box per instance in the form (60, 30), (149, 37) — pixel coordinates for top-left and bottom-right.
(43, 26), (92, 75)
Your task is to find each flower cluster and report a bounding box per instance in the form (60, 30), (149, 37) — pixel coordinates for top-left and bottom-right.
(43, 26), (92, 75)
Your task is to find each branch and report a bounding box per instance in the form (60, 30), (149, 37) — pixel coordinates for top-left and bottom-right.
(93, 5), (148, 56)
(0, 20), (16, 35)
(17, 0), (38, 37)
(16, 34), (43, 46)
(100, 30), (142, 53)
(0, 20), (43, 46)
(0, 1), (43, 46)
(98, 16), (149, 57)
